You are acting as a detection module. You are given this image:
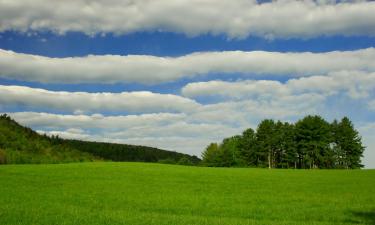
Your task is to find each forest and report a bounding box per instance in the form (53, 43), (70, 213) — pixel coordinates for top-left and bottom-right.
(0, 114), (199, 165)
(0, 114), (365, 169)
(202, 115), (365, 169)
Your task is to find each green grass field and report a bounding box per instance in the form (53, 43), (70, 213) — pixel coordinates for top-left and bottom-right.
(0, 163), (374, 225)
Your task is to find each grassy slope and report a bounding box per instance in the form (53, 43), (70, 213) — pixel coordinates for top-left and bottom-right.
(0, 163), (374, 225)
(0, 115), (199, 164)
(0, 116), (96, 163)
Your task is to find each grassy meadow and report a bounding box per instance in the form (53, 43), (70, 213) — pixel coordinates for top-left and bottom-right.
(0, 162), (374, 225)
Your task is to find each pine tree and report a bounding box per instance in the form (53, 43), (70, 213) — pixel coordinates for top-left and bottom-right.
(201, 143), (221, 167)
(220, 136), (243, 167)
(295, 115), (332, 169)
(333, 117), (365, 169)
(238, 128), (257, 166)
(280, 122), (298, 169)
(256, 119), (277, 168)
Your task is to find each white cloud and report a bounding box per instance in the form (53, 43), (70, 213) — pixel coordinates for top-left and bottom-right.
(368, 100), (375, 111)
(0, 85), (200, 113)
(6, 89), (324, 155)
(0, 0), (375, 38)
(182, 80), (289, 99)
(1, 48), (375, 84)
(37, 128), (91, 140)
(10, 111), (187, 130)
(182, 71), (375, 100)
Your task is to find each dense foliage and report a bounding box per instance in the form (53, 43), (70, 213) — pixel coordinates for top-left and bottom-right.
(61, 139), (200, 165)
(0, 114), (96, 164)
(0, 114), (200, 165)
(202, 115), (365, 169)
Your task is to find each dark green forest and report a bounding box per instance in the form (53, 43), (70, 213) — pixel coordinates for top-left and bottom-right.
(58, 139), (200, 165)
(202, 115), (365, 169)
(0, 114), (199, 165)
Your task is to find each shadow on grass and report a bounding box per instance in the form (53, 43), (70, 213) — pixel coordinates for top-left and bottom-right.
(345, 210), (375, 225)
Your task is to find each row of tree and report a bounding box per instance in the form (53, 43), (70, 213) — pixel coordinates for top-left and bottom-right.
(0, 114), (200, 165)
(61, 139), (200, 165)
(202, 115), (365, 169)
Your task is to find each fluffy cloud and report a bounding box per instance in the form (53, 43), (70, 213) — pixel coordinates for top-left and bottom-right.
(1, 48), (375, 84)
(10, 111), (187, 130)
(1, 0), (375, 38)
(182, 71), (375, 100)
(6, 88), (325, 155)
(0, 85), (200, 113)
(368, 100), (375, 111)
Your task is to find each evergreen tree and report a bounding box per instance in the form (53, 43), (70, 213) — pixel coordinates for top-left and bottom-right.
(238, 128), (257, 166)
(331, 119), (345, 168)
(220, 135), (243, 167)
(295, 115), (332, 169)
(279, 122), (298, 169)
(201, 115), (365, 169)
(256, 119), (277, 168)
(333, 117), (365, 169)
(201, 143), (221, 166)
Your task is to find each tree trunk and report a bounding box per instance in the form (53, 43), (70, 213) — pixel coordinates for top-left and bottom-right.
(268, 152), (271, 169)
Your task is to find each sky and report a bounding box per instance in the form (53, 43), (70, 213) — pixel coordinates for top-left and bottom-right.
(0, 0), (374, 168)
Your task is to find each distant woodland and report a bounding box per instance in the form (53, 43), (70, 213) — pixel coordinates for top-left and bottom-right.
(0, 114), (365, 169)
(202, 115), (365, 169)
(0, 114), (200, 165)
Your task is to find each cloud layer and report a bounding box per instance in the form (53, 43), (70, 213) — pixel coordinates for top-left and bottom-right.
(1, 48), (375, 84)
(0, 85), (200, 114)
(182, 71), (375, 100)
(1, 0), (375, 38)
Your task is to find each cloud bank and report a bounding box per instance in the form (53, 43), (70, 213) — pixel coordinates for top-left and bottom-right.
(1, 48), (375, 84)
(182, 71), (375, 100)
(0, 85), (200, 114)
(1, 0), (375, 38)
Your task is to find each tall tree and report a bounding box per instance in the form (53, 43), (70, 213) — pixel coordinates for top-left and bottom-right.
(220, 135), (243, 167)
(295, 115), (332, 169)
(279, 122), (298, 169)
(256, 119), (277, 169)
(331, 119), (345, 168)
(201, 115), (365, 169)
(201, 143), (221, 167)
(333, 117), (365, 169)
(238, 128), (257, 166)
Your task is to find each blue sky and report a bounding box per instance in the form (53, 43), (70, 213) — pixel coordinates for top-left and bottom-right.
(0, 0), (374, 167)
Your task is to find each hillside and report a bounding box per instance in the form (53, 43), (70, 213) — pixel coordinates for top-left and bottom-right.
(0, 114), (200, 165)
(0, 114), (96, 164)
(62, 139), (200, 164)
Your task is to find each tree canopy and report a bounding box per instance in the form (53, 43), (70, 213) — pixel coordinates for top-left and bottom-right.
(201, 115), (365, 169)
(0, 114), (200, 165)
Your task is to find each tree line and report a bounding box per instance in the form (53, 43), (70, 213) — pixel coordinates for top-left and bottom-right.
(59, 139), (200, 165)
(0, 114), (200, 165)
(202, 115), (365, 169)
(0, 114), (96, 164)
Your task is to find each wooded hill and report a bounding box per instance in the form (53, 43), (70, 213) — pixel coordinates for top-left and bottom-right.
(0, 114), (200, 165)
(202, 115), (365, 169)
